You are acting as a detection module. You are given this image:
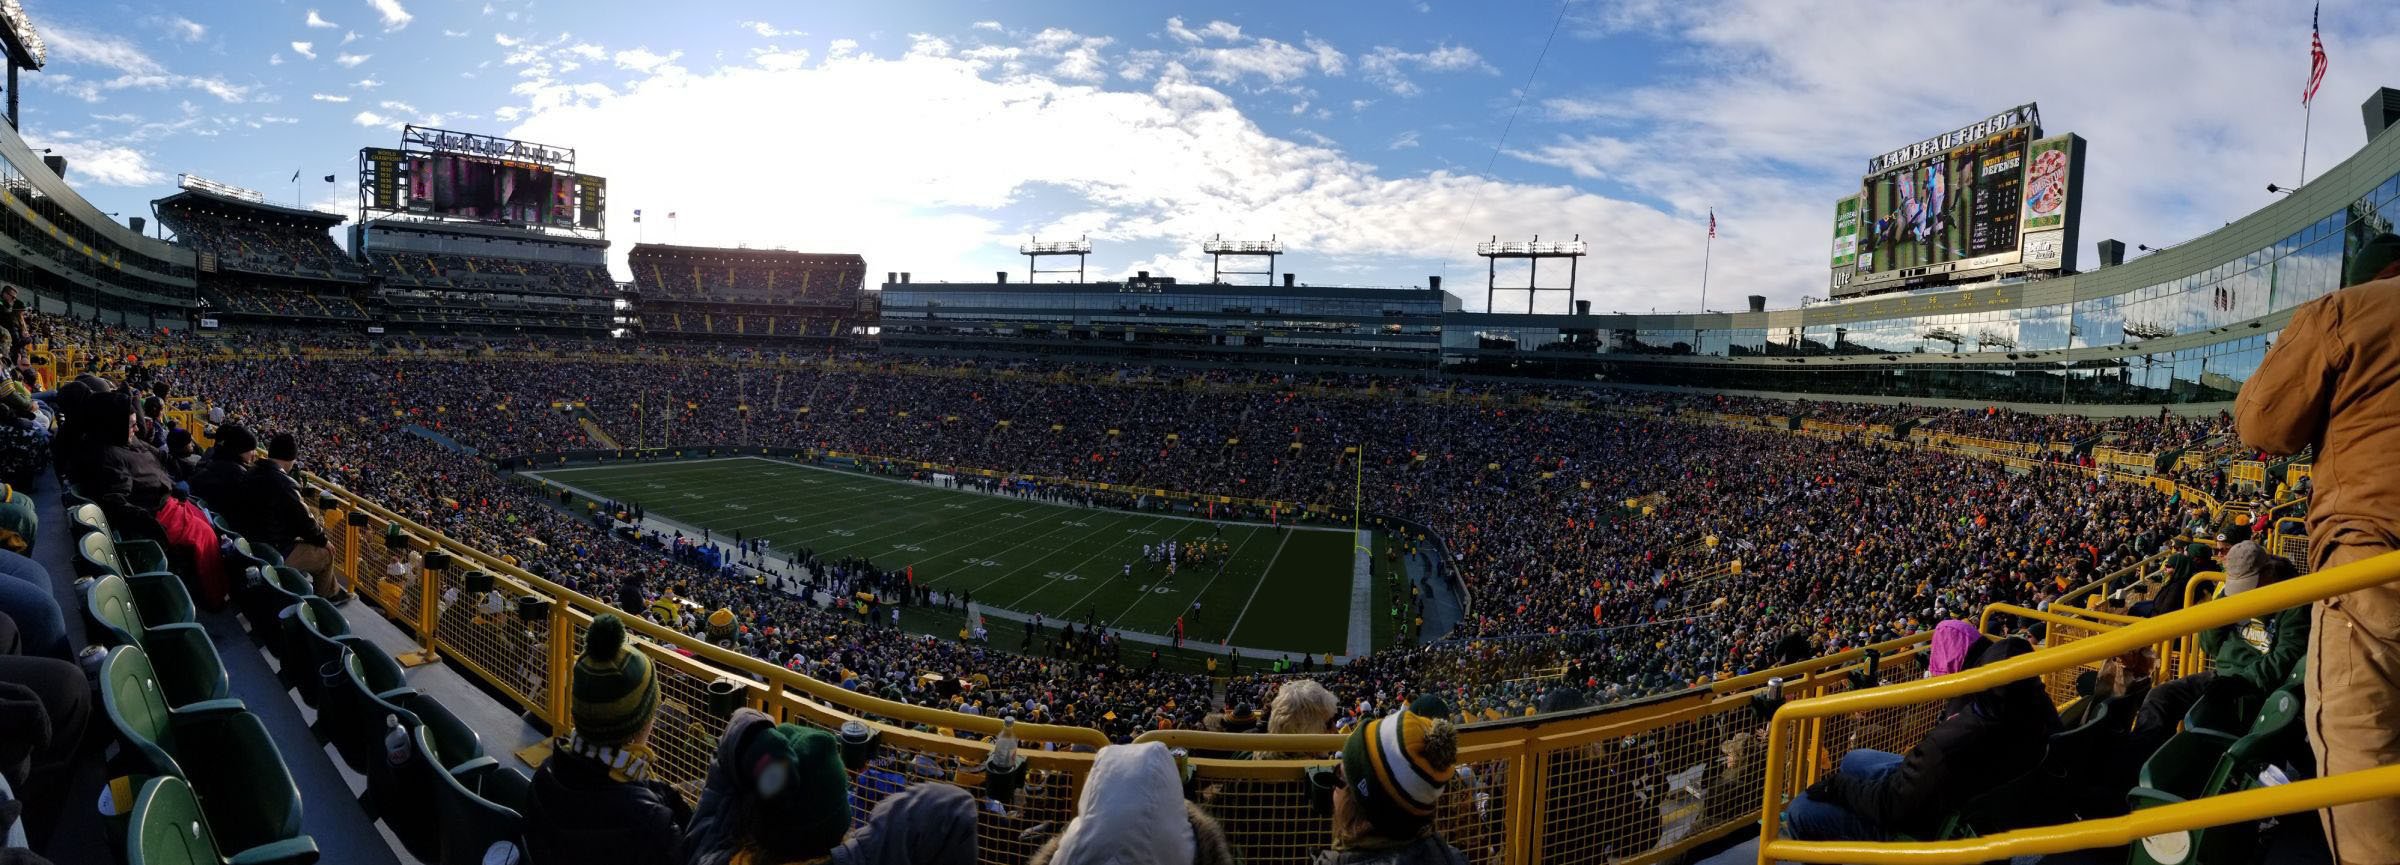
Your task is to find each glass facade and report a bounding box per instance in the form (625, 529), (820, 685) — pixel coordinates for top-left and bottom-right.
(1442, 168), (2400, 404)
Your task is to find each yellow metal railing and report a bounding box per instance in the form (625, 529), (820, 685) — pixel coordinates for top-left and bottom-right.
(1758, 549), (2400, 864)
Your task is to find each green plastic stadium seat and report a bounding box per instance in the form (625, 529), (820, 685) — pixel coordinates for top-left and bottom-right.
(70, 503), (171, 575)
(86, 576), (230, 707)
(282, 596), (349, 707)
(79, 531), (196, 625)
(430, 763), (528, 865)
(102, 647), (309, 857)
(127, 776), (320, 865)
(2219, 687), (2307, 792)
(379, 696), (487, 858)
(2128, 728), (2242, 865)
(241, 565), (313, 645)
(2183, 680), (2261, 740)
(327, 643), (416, 773)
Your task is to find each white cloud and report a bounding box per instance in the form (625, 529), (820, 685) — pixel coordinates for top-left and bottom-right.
(379, 99), (417, 113)
(367, 0), (413, 31)
(1359, 44), (1491, 96)
(972, 21), (1003, 32)
(493, 33), (522, 47)
(1389, 130), (1420, 150)
(1164, 17), (1203, 44)
(443, 29), (470, 38)
(351, 110), (391, 127)
(24, 138), (163, 186)
(42, 25), (165, 75)
(1303, 38), (1346, 76)
(501, 40), (1707, 309)
(305, 9), (338, 29)
(337, 53), (372, 68)
(1509, 0), (2400, 306)
(268, 53), (285, 66)
(341, 30), (361, 46)
(742, 21), (804, 38)
(291, 42), (318, 60)
(311, 93), (352, 102)
(164, 17), (206, 41)
(352, 76), (384, 89)
(612, 47), (683, 73)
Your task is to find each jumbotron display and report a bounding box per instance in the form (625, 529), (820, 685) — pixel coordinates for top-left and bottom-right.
(358, 126), (606, 231)
(1832, 103), (2085, 297)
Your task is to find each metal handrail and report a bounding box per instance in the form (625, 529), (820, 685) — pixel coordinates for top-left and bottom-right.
(1757, 549), (2400, 863)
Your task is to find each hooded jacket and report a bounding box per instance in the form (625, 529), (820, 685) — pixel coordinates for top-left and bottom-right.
(1808, 639), (2059, 839)
(1028, 743), (1237, 865)
(1924, 619), (1982, 678)
(683, 709), (977, 865)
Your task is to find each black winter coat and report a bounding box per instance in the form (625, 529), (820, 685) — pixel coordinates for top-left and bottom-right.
(523, 746), (692, 865)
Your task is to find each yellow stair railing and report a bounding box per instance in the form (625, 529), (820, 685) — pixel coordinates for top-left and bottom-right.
(1758, 549), (2400, 864)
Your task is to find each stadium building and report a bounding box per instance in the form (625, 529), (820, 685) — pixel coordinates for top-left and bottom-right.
(878, 270), (1457, 368)
(629, 243), (869, 342)
(154, 177), (373, 328)
(0, 114), (196, 328)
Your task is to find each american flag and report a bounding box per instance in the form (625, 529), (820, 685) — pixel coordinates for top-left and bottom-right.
(2305, 2), (2327, 106)
(1707, 209), (1716, 239)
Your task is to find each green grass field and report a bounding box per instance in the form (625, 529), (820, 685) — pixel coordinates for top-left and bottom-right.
(527, 457), (1366, 656)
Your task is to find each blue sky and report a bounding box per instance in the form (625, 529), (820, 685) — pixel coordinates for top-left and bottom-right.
(21, 0), (2400, 310)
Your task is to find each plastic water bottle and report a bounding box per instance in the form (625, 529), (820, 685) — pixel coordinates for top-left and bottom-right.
(990, 716), (1021, 770)
(384, 715), (411, 767)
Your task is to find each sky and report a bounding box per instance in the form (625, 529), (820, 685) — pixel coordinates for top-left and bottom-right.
(20, 0), (2400, 312)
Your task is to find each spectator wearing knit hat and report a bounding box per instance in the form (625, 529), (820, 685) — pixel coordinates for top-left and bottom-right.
(684, 707), (977, 865)
(185, 423), (256, 508)
(1316, 708), (1468, 865)
(525, 614), (690, 865)
(1031, 741), (1236, 865)
(240, 432), (344, 602)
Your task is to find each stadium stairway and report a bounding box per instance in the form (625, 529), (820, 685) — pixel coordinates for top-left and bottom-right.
(570, 407), (621, 449)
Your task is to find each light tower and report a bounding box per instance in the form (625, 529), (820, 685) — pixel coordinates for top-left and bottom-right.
(1020, 236), (1092, 284)
(1201, 235), (1281, 286)
(1476, 235), (1588, 314)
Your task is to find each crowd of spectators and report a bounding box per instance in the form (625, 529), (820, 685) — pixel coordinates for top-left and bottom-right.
(370, 251), (615, 298)
(73, 333), (2186, 731)
(156, 206), (363, 280)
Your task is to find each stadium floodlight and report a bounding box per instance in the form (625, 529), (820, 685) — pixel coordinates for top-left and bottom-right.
(1202, 234), (1282, 286)
(1200, 238), (1283, 255)
(2266, 184), (2296, 195)
(1019, 239), (1093, 255)
(178, 174), (269, 204)
(1477, 235), (1589, 314)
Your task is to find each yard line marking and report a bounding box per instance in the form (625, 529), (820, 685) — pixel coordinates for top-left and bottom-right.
(1221, 529), (1296, 645)
(957, 513), (1127, 595)
(1005, 514), (1173, 610)
(1108, 521), (1258, 632)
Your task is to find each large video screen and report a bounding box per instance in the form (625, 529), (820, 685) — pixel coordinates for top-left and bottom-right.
(405, 155), (557, 224)
(1857, 125), (2029, 276)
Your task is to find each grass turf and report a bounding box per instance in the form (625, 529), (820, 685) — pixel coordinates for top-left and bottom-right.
(527, 457), (1363, 656)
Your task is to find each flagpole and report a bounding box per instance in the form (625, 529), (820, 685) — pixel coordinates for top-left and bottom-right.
(1700, 230), (1713, 313)
(2300, 101), (2314, 185)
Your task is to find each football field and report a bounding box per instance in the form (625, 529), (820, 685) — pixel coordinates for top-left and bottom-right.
(526, 457), (1366, 656)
